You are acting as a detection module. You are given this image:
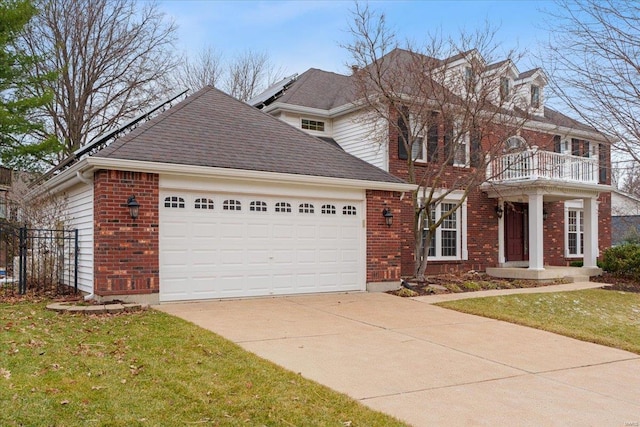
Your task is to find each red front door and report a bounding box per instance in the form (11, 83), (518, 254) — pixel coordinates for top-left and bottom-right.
(505, 204), (527, 262)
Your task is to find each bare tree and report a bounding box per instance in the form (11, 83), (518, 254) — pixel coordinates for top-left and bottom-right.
(170, 46), (223, 92)
(542, 0), (640, 167)
(20, 0), (178, 161)
(223, 50), (284, 102)
(345, 3), (529, 280)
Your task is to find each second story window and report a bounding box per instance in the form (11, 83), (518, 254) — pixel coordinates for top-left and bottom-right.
(531, 85), (540, 108)
(301, 119), (324, 132)
(500, 77), (510, 100)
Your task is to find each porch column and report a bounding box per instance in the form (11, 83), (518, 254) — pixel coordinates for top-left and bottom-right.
(528, 192), (544, 270)
(583, 196), (599, 268)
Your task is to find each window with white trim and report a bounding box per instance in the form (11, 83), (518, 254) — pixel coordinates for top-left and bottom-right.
(342, 205), (357, 216)
(424, 202), (461, 259)
(321, 204), (336, 215)
(223, 199), (241, 211)
(164, 196), (185, 208)
(301, 119), (324, 132)
(566, 209), (584, 256)
(275, 202), (291, 213)
(194, 198), (214, 210)
(299, 203), (314, 214)
(531, 85), (540, 108)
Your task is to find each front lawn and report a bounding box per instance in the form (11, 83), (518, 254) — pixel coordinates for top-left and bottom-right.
(0, 301), (407, 426)
(437, 289), (640, 355)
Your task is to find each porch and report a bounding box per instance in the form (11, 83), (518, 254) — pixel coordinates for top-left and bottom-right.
(486, 266), (602, 282)
(481, 146), (610, 275)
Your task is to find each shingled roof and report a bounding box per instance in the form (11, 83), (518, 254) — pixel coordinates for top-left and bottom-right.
(94, 86), (406, 185)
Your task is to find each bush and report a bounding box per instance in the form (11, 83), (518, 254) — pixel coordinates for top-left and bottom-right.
(601, 244), (640, 278)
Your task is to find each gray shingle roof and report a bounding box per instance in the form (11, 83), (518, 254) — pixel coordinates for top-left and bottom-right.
(94, 86), (406, 185)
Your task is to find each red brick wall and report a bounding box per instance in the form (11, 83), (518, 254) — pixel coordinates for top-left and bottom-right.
(385, 107), (612, 275)
(366, 190), (403, 282)
(94, 170), (159, 296)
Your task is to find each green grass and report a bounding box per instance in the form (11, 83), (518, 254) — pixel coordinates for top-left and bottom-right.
(437, 289), (640, 354)
(0, 301), (407, 426)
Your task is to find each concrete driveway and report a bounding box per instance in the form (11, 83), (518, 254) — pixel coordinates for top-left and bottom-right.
(157, 292), (640, 426)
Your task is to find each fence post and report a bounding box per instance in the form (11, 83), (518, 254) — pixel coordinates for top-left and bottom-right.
(19, 226), (27, 294)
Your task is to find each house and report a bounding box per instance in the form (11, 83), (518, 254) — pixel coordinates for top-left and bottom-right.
(39, 86), (414, 303)
(611, 189), (640, 245)
(250, 48), (612, 279)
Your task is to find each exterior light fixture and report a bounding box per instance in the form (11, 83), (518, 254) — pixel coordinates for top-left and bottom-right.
(127, 195), (140, 220)
(543, 208), (548, 221)
(382, 208), (393, 227)
(495, 205), (503, 219)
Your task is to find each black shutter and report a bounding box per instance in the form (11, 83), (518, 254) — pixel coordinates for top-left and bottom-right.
(470, 129), (482, 167)
(444, 119), (454, 165)
(553, 135), (562, 153)
(427, 112), (439, 162)
(599, 143), (607, 184)
(397, 106), (409, 160)
(571, 138), (580, 156)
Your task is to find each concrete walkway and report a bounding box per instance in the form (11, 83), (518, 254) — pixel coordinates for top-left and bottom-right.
(157, 287), (640, 426)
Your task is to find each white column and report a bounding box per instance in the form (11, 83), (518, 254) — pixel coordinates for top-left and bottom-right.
(497, 199), (505, 265)
(528, 193), (544, 270)
(583, 197), (599, 268)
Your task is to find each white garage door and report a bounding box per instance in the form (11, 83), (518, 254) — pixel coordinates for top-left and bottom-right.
(159, 189), (365, 301)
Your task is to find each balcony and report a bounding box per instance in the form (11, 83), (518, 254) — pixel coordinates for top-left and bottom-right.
(487, 147), (598, 185)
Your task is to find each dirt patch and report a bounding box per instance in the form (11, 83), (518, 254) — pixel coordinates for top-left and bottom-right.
(388, 271), (570, 297)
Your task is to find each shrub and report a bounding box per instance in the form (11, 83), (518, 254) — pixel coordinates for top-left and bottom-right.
(601, 244), (640, 278)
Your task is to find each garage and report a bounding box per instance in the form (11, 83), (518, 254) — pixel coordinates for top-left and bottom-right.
(159, 178), (366, 301)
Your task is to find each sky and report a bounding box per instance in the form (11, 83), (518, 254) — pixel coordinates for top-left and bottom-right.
(156, 0), (558, 77)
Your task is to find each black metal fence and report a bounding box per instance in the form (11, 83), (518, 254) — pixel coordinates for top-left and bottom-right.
(0, 222), (78, 297)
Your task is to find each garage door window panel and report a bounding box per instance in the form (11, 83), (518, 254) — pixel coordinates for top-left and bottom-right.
(275, 202), (291, 213)
(299, 203), (315, 214)
(223, 199), (242, 211)
(165, 196), (185, 208)
(343, 205), (357, 216)
(321, 204), (336, 215)
(250, 201), (268, 212)
(194, 198), (214, 209)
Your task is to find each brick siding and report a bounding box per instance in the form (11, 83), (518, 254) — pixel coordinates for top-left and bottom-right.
(93, 170), (159, 296)
(366, 190), (403, 282)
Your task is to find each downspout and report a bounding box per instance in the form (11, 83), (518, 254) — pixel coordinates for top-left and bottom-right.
(76, 170), (95, 300)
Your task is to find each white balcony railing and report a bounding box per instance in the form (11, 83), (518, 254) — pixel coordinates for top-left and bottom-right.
(487, 146), (598, 184)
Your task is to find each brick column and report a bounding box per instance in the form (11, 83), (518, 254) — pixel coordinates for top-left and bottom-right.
(94, 170), (159, 297)
(366, 190), (403, 283)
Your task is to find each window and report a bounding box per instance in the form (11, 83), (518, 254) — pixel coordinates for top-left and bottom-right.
(464, 66), (475, 89)
(299, 203), (314, 214)
(444, 120), (467, 167)
(397, 106), (429, 162)
(275, 202), (291, 213)
(342, 205), (357, 216)
(423, 202), (460, 259)
(500, 77), (510, 100)
(567, 209), (584, 256)
(223, 199), (241, 211)
(530, 85), (540, 108)
(164, 196), (185, 208)
(301, 119), (324, 132)
(250, 201), (267, 212)
(321, 204), (336, 215)
(194, 198), (214, 210)
(571, 138), (592, 157)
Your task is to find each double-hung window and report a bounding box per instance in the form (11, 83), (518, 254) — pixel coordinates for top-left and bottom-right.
(566, 208), (584, 257)
(420, 196), (467, 261)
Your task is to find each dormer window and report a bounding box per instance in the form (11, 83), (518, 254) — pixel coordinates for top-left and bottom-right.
(500, 77), (510, 100)
(301, 119), (324, 132)
(531, 85), (540, 108)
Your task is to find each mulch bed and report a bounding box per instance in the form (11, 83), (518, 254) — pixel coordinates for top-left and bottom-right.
(389, 271), (640, 297)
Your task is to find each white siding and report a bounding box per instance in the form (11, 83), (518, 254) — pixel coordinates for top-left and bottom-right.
(333, 111), (388, 171)
(64, 183), (93, 294)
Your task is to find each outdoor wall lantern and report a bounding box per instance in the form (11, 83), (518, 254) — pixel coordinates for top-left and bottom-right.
(543, 208), (549, 221)
(495, 205), (504, 219)
(127, 195), (140, 220)
(382, 208), (393, 227)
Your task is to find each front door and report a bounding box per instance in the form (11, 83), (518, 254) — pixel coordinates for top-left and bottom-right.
(505, 203), (527, 262)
